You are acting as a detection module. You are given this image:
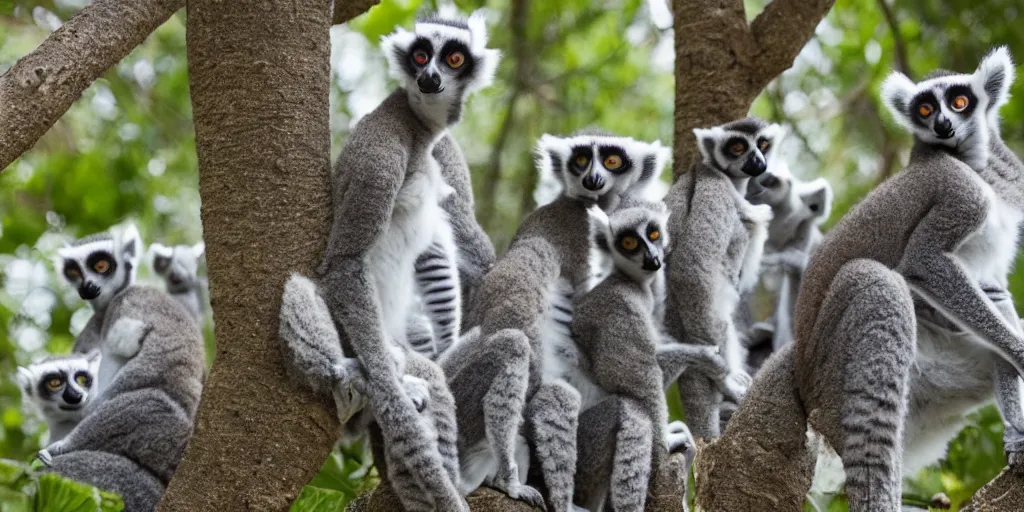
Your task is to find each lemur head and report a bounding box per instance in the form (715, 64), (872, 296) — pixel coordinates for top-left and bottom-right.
(150, 242), (205, 293)
(747, 160), (833, 223)
(881, 46), (1015, 170)
(17, 351), (100, 421)
(57, 223), (142, 312)
(693, 118), (785, 180)
(587, 202), (670, 284)
(381, 11), (501, 129)
(535, 130), (671, 203)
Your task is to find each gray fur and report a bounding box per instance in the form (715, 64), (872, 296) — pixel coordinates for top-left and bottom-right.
(39, 286), (205, 510)
(662, 117), (780, 439)
(786, 49), (1024, 510)
(44, 451), (164, 511)
(17, 351), (100, 443)
(150, 241), (208, 325)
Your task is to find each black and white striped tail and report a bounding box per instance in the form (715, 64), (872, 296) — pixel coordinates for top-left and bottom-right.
(414, 241), (461, 356)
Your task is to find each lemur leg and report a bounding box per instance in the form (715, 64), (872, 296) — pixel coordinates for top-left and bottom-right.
(609, 397), (655, 512)
(414, 225), (462, 357)
(801, 259), (916, 512)
(526, 379), (581, 512)
(405, 351), (461, 488)
(657, 338), (727, 386)
(676, 373), (722, 440)
(574, 397), (622, 512)
(987, 289), (1024, 466)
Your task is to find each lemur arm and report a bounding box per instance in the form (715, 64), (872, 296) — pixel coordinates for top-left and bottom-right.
(897, 199), (1024, 376)
(656, 334), (728, 387)
(986, 289), (1024, 448)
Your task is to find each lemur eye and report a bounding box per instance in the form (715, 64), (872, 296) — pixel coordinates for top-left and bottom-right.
(649, 231), (660, 241)
(951, 95), (969, 112)
(759, 139), (770, 152)
(918, 104), (934, 118)
(730, 143), (746, 156)
(621, 236), (639, 251)
(445, 52), (465, 69)
(574, 155), (589, 167)
(603, 155), (623, 169)
(75, 373), (91, 387)
(46, 378), (62, 391)
(64, 267), (81, 280)
(93, 260), (110, 274)
(412, 50), (429, 66)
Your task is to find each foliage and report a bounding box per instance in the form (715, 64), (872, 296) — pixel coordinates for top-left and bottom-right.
(0, 459), (123, 511)
(1, 0), (1023, 510)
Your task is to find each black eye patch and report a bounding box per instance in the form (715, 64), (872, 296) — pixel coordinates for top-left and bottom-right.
(597, 146), (632, 174)
(615, 231), (642, 253)
(86, 251), (116, 276)
(569, 147), (593, 175)
(721, 137), (749, 160)
(647, 223), (662, 242)
(399, 38), (434, 77)
(943, 85), (977, 117)
(909, 91), (939, 128)
(63, 260), (83, 281)
(438, 41), (475, 77)
(38, 372), (64, 397)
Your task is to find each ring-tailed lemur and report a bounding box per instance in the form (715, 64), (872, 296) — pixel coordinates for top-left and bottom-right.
(570, 201), (697, 511)
(17, 351), (100, 443)
(57, 224), (143, 354)
(662, 117), (781, 440)
(40, 227), (206, 512)
(276, 12), (500, 512)
(441, 131), (670, 510)
(700, 48), (1024, 512)
(742, 162), (832, 371)
(149, 241), (208, 325)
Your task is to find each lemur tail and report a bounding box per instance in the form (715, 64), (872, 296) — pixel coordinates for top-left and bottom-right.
(693, 343), (815, 511)
(279, 273), (347, 398)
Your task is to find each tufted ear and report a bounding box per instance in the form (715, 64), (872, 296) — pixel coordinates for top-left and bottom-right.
(880, 71), (918, 130)
(692, 127), (721, 163)
(16, 367), (33, 393)
(467, 10), (490, 53)
(975, 46), (1015, 112)
(118, 223), (142, 269)
(192, 242), (206, 258)
(797, 178), (834, 223)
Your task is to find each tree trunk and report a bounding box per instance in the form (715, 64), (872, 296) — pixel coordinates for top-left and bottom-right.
(0, 0), (184, 172)
(158, 0), (337, 509)
(672, 0), (834, 179)
(962, 466), (1024, 511)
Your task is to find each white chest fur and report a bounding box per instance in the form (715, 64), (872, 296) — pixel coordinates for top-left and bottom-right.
(954, 176), (1024, 288)
(369, 153), (452, 345)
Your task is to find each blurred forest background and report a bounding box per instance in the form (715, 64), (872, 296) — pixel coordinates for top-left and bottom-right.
(1, 0), (1023, 510)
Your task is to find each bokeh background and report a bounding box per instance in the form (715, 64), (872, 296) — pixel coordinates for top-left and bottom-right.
(1, 0), (1022, 509)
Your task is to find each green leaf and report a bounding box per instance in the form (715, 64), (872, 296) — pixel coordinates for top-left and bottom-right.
(290, 486), (349, 512)
(348, 0), (424, 44)
(0, 460), (28, 486)
(35, 473), (123, 512)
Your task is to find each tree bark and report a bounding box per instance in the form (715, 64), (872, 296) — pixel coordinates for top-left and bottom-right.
(158, 0), (338, 509)
(333, 0), (381, 25)
(962, 465), (1024, 511)
(0, 0), (184, 172)
(672, 0), (834, 180)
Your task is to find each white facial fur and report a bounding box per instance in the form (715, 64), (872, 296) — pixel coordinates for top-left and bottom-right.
(150, 242), (205, 293)
(881, 46), (1015, 171)
(17, 351), (101, 423)
(693, 123), (785, 179)
(57, 223), (142, 312)
(535, 133), (672, 202)
(587, 204), (670, 284)
(380, 10), (501, 130)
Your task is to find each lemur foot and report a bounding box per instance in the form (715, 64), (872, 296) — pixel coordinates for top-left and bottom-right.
(402, 375), (430, 412)
(37, 439), (67, 466)
(666, 421), (696, 455)
(493, 479), (545, 510)
(720, 370), (752, 402)
(105, 317), (151, 358)
(36, 448), (53, 467)
(332, 359), (368, 424)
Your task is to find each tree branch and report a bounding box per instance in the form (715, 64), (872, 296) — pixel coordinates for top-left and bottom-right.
(749, 0), (835, 89)
(876, 0), (911, 79)
(333, 0), (381, 25)
(158, 0), (336, 509)
(0, 0), (184, 172)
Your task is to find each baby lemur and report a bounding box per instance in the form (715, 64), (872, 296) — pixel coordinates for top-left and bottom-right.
(150, 241), (207, 325)
(17, 351), (100, 443)
(662, 117), (782, 439)
(277, 12), (501, 511)
(44, 225), (206, 511)
(442, 131), (669, 510)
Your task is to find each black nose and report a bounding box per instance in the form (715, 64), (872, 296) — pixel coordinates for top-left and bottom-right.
(742, 155), (767, 177)
(79, 282), (100, 300)
(934, 116), (954, 139)
(643, 254), (661, 271)
(63, 388), (82, 405)
(581, 172), (605, 192)
(417, 73), (442, 94)
(169, 274), (183, 286)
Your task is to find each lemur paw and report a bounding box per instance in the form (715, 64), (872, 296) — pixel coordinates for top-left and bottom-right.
(332, 362), (368, 424)
(36, 448), (53, 467)
(666, 421), (696, 457)
(402, 375), (431, 412)
(501, 482), (546, 510)
(720, 371), (752, 402)
(105, 317), (150, 358)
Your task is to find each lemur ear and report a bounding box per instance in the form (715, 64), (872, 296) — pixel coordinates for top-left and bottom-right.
(586, 206), (612, 249)
(118, 223), (142, 266)
(976, 46), (1015, 111)
(692, 128), (719, 163)
(16, 367), (33, 392)
(798, 178), (834, 222)
(192, 242), (206, 258)
(467, 10), (490, 53)
(880, 71), (918, 130)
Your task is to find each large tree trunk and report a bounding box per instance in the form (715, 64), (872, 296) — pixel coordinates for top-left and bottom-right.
(158, 0), (337, 509)
(0, 0), (184, 172)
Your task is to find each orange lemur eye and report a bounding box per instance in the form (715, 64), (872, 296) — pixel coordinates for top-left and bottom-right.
(412, 50), (429, 65)
(951, 95), (969, 112)
(46, 378), (62, 391)
(93, 260), (110, 273)
(445, 52), (465, 69)
(918, 104), (934, 117)
(730, 143), (746, 156)
(603, 155), (623, 169)
(621, 236), (639, 251)
(649, 231), (660, 241)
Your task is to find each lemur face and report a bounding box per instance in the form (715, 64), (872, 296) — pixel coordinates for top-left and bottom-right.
(535, 132), (671, 202)
(693, 118), (784, 179)
(57, 224), (141, 311)
(381, 11), (501, 125)
(588, 203), (670, 284)
(17, 351), (100, 421)
(150, 242), (205, 293)
(882, 46), (1014, 162)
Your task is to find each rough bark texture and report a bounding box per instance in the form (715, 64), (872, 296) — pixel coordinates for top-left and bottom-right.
(333, 0), (381, 25)
(158, 0), (337, 510)
(962, 466), (1024, 511)
(672, 0), (834, 179)
(0, 0), (184, 172)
